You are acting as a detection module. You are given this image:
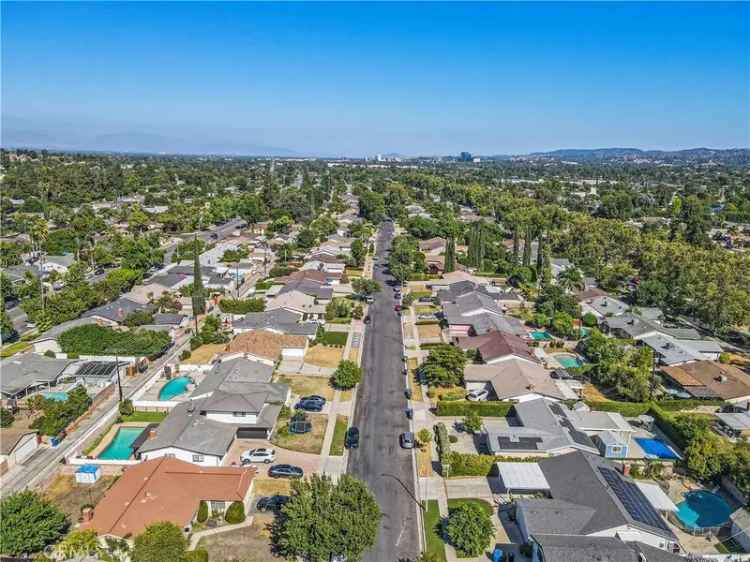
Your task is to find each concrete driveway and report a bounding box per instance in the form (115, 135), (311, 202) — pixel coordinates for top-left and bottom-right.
(224, 438), (322, 476)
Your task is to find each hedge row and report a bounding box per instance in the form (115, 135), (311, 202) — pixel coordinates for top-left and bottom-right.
(584, 398), (725, 418)
(444, 452), (539, 477)
(435, 401), (513, 417)
(648, 404), (688, 450)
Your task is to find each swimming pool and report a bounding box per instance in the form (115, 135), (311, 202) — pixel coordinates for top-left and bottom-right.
(529, 331), (552, 341)
(41, 391), (69, 401)
(635, 437), (681, 460)
(676, 490), (732, 529)
(97, 427), (144, 460)
(158, 376), (192, 401)
(554, 354), (583, 369)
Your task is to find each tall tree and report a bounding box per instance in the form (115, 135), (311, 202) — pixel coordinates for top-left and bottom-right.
(191, 236), (206, 316)
(444, 237), (456, 273)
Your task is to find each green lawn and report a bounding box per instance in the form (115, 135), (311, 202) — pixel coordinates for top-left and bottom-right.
(0, 341), (31, 358)
(447, 498), (494, 517)
(328, 415), (348, 456)
(424, 500), (447, 562)
(317, 331), (349, 347)
(120, 411), (168, 423)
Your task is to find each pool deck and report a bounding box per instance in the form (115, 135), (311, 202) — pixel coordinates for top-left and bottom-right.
(89, 422), (149, 459)
(139, 373), (203, 402)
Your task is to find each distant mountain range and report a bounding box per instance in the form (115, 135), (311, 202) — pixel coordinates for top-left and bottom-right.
(521, 147), (750, 162)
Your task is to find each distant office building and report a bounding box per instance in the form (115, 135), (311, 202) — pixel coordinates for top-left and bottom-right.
(459, 152), (472, 162)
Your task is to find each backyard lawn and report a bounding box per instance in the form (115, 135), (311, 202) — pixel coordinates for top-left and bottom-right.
(274, 375), (335, 401)
(120, 411), (168, 423)
(424, 499), (447, 562)
(181, 343), (226, 365)
(271, 414), (327, 454)
(305, 344), (344, 368)
(197, 517), (277, 562)
(45, 474), (118, 522)
(328, 415), (348, 456)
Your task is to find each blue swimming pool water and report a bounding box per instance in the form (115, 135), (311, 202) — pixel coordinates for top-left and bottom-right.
(635, 437), (681, 460)
(97, 427), (144, 460)
(556, 355), (583, 369)
(529, 331), (552, 341)
(158, 376), (191, 401)
(41, 391), (69, 401)
(676, 490), (732, 529)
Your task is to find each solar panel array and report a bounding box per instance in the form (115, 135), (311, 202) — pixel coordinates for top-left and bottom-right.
(76, 361), (119, 378)
(598, 467), (672, 533)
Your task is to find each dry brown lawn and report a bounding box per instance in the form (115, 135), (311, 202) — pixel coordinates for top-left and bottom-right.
(274, 375), (335, 400)
(417, 324), (442, 339)
(305, 345), (344, 368)
(271, 414), (327, 454)
(253, 477), (293, 496)
(582, 383), (611, 402)
(45, 474), (118, 522)
(417, 446), (434, 477)
(197, 517), (278, 562)
(182, 343), (226, 365)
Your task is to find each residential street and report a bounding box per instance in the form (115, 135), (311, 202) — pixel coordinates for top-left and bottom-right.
(347, 222), (421, 562)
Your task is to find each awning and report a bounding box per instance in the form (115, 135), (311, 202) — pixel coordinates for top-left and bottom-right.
(497, 462), (550, 491)
(635, 481), (678, 512)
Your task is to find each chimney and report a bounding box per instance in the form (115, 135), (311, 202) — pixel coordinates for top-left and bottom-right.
(148, 428), (157, 440)
(82, 506), (94, 522)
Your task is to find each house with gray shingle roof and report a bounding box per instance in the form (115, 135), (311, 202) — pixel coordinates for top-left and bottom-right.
(231, 309), (318, 338)
(82, 296), (152, 325)
(516, 451), (679, 553)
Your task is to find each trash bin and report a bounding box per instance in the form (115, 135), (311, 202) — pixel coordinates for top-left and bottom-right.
(404, 388), (412, 400)
(406, 408), (413, 419)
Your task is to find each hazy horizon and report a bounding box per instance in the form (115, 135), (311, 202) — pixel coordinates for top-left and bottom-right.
(3, 2), (749, 157)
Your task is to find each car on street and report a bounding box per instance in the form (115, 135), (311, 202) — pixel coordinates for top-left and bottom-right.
(240, 448), (276, 464)
(466, 389), (490, 401)
(256, 495), (289, 512)
(296, 399), (324, 412)
(268, 464), (304, 479)
(399, 432), (415, 449)
(364, 314), (371, 324)
(300, 395), (326, 405)
(394, 304), (401, 312)
(345, 426), (360, 449)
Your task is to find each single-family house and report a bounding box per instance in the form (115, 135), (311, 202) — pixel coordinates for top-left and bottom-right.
(266, 290), (318, 318)
(82, 457), (254, 540)
(442, 291), (526, 339)
(529, 534), (683, 562)
(232, 308), (318, 339)
(419, 237), (446, 256)
(457, 331), (538, 365)
(729, 508), (750, 554)
(661, 361), (750, 404)
(464, 361), (566, 403)
(579, 295), (629, 321)
(516, 451), (680, 553)
(82, 296), (153, 325)
(225, 330), (308, 365)
(715, 411), (750, 439)
(0, 353), (76, 402)
(42, 254), (76, 275)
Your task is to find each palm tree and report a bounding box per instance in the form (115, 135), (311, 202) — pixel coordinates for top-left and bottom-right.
(558, 267), (584, 293)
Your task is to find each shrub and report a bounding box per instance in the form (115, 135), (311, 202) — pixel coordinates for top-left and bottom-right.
(132, 522), (187, 562)
(269, 265), (297, 278)
(180, 350), (191, 361)
(58, 325), (171, 356)
(445, 502), (494, 557)
(463, 411), (482, 433)
(0, 407), (15, 428)
(218, 298), (265, 314)
(332, 360), (362, 389)
(0, 491), (69, 555)
(185, 549), (209, 562)
(435, 401), (512, 417)
(434, 422), (451, 465)
(444, 452), (497, 477)
(196, 500), (208, 523)
(224, 501), (245, 524)
(417, 428), (432, 448)
(44, 350), (56, 358)
(118, 399), (134, 417)
(584, 401), (650, 417)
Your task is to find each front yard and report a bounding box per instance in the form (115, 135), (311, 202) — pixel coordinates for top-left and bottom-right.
(328, 415), (348, 456)
(424, 499), (447, 562)
(417, 324), (443, 339)
(197, 515), (278, 562)
(181, 343), (226, 365)
(271, 414), (327, 454)
(305, 344), (344, 368)
(274, 375), (335, 401)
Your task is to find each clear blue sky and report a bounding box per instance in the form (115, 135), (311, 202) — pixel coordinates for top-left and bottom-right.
(2, 2), (748, 156)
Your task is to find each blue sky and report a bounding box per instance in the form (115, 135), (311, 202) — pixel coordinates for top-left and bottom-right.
(2, 2), (748, 156)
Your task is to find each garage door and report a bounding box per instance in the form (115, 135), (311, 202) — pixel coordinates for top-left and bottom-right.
(236, 427), (268, 439)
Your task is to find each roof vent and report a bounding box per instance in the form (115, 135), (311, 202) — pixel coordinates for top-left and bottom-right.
(717, 374), (728, 383)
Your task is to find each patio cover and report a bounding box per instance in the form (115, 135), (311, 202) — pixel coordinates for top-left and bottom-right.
(497, 462), (550, 491)
(635, 481), (678, 513)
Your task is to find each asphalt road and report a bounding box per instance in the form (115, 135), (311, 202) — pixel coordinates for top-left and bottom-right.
(347, 222), (420, 562)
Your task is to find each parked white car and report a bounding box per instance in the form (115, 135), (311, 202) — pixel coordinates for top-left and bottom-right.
(240, 448), (276, 464)
(466, 389), (489, 402)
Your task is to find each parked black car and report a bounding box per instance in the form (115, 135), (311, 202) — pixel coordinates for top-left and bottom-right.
(345, 426), (360, 449)
(256, 495), (289, 512)
(295, 399), (324, 412)
(268, 464), (304, 479)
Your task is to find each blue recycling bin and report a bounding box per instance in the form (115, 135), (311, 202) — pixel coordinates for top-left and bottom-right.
(492, 546), (504, 562)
